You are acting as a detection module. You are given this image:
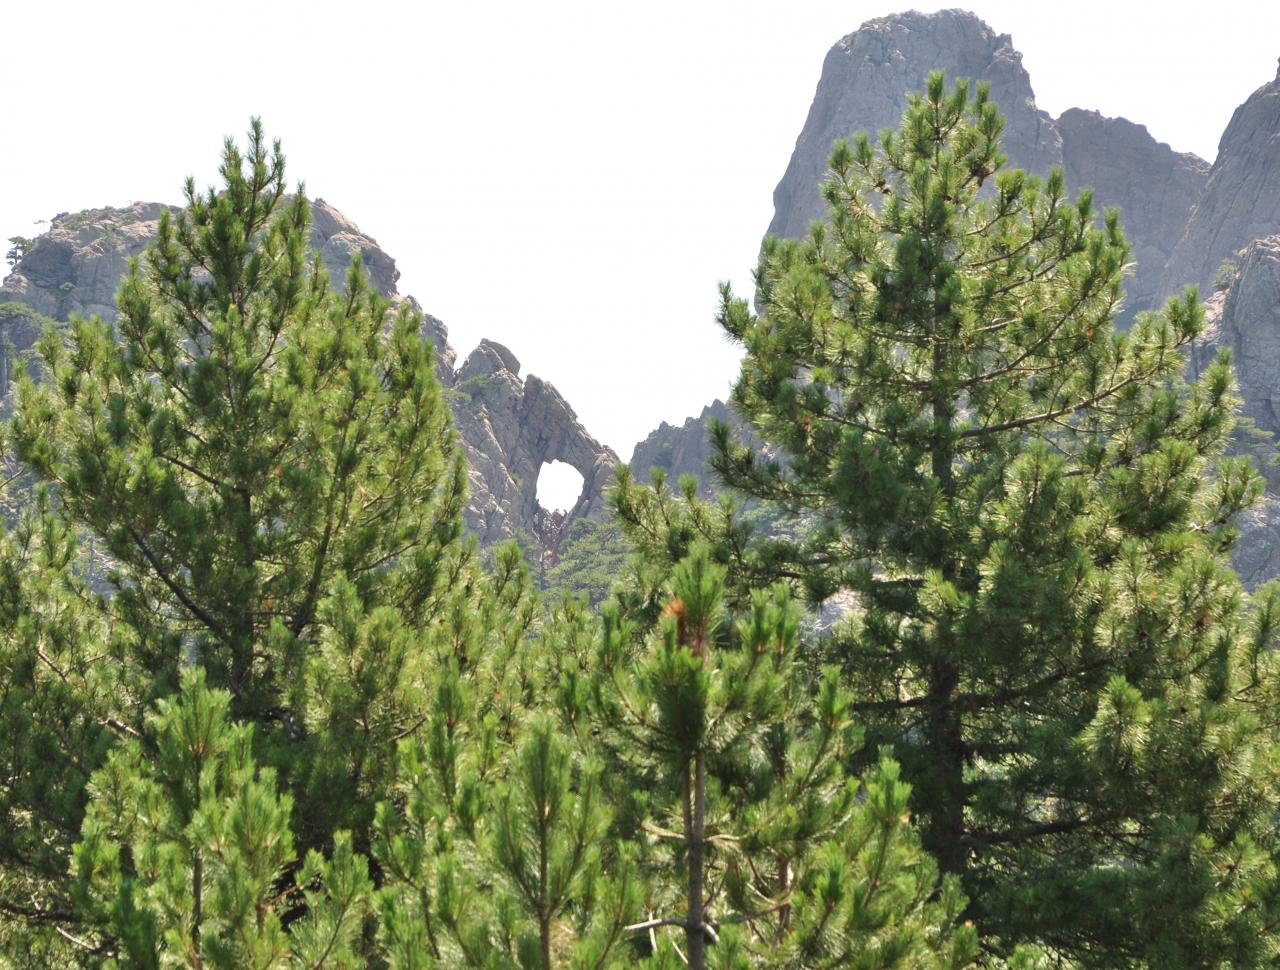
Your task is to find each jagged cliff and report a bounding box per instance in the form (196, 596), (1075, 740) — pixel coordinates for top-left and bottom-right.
(7, 9), (1280, 583)
(0, 200), (615, 545)
(450, 339), (615, 541)
(1055, 108), (1209, 315)
(1191, 238), (1280, 585)
(769, 10), (1207, 317)
(769, 10), (1062, 243)
(627, 400), (737, 493)
(1162, 63), (1280, 298)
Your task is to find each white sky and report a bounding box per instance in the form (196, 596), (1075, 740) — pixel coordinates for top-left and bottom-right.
(5, 1), (1280, 482)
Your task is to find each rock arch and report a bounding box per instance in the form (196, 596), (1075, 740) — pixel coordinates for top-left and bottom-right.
(451, 339), (618, 544)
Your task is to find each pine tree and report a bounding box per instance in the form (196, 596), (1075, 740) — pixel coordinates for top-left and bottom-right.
(643, 73), (1280, 964)
(0, 123), (543, 961)
(370, 544), (974, 969)
(0, 486), (126, 965)
(373, 701), (641, 968)
(73, 667), (372, 966)
(540, 516), (636, 607)
(9, 120), (471, 853)
(572, 548), (978, 969)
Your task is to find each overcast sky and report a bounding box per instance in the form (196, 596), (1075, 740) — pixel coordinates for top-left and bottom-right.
(5, 0), (1280, 506)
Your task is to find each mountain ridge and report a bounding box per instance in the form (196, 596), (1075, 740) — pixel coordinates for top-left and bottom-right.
(0, 199), (616, 547)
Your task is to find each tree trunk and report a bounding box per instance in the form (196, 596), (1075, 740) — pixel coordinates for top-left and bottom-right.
(924, 327), (967, 875)
(192, 851), (203, 965)
(924, 661), (967, 874)
(685, 754), (707, 970)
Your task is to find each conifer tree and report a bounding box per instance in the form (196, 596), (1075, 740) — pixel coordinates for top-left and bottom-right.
(573, 548), (978, 969)
(365, 527), (634, 969)
(0, 486), (126, 965)
(371, 545), (975, 969)
(73, 667), (372, 966)
(617, 73), (1280, 964)
(0, 123), (542, 961)
(373, 700), (641, 968)
(9, 121), (471, 853)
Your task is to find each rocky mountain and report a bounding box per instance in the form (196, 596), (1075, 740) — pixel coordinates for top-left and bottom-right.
(7, 8), (1280, 584)
(1162, 63), (1280, 299)
(769, 9), (1061, 241)
(1056, 108), (1209, 315)
(627, 400), (737, 493)
(630, 8), (1280, 584)
(449, 339), (614, 541)
(767, 9), (1207, 317)
(1191, 238), (1280, 586)
(0, 201), (615, 546)
(1193, 238), (1280, 464)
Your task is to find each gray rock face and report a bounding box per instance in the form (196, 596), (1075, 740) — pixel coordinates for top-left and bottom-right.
(0, 199), (402, 323)
(0, 304), (55, 400)
(1190, 237), (1280, 585)
(0, 201), (615, 545)
(309, 199), (400, 297)
(628, 400), (738, 492)
(770, 9), (1061, 243)
(453, 340), (617, 543)
(769, 10), (1208, 318)
(1193, 238), (1280, 454)
(1162, 64), (1280, 299)
(1, 203), (174, 322)
(1056, 109), (1209, 314)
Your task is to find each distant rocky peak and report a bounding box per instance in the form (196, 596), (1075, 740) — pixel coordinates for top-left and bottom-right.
(628, 400), (737, 493)
(1161, 64), (1280, 298)
(308, 197), (400, 297)
(770, 8), (1060, 243)
(459, 339), (522, 381)
(449, 337), (617, 545)
(769, 8), (1207, 317)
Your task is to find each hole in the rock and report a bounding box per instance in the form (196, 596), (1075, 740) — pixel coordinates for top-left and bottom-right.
(536, 460), (585, 513)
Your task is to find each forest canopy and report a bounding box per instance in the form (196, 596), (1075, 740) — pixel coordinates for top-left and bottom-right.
(2, 76), (1280, 969)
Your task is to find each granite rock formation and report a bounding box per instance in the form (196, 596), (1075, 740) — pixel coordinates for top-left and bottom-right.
(1189, 238), (1280, 586)
(1056, 109), (1209, 314)
(452, 340), (615, 541)
(769, 10), (1061, 242)
(1162, 62), (1280, 299)
(1193, 238), (1280, 460)
(627, 400), (738, 493)
(0, 201), (614, 545)
(769, 9), (1208, 317)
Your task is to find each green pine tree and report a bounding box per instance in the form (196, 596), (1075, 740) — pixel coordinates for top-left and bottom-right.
(373, 700), (642, 969)
(371, 544), (974, 969)
(0, 485), (128, 965)
(571, 548), (978, 969)
(0, 123), (545, 961)
(73, 667), (372, 966)
(616, 73), (1280, 964)
(9, 120), (471, 855)
(540, 516), (635, 607)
